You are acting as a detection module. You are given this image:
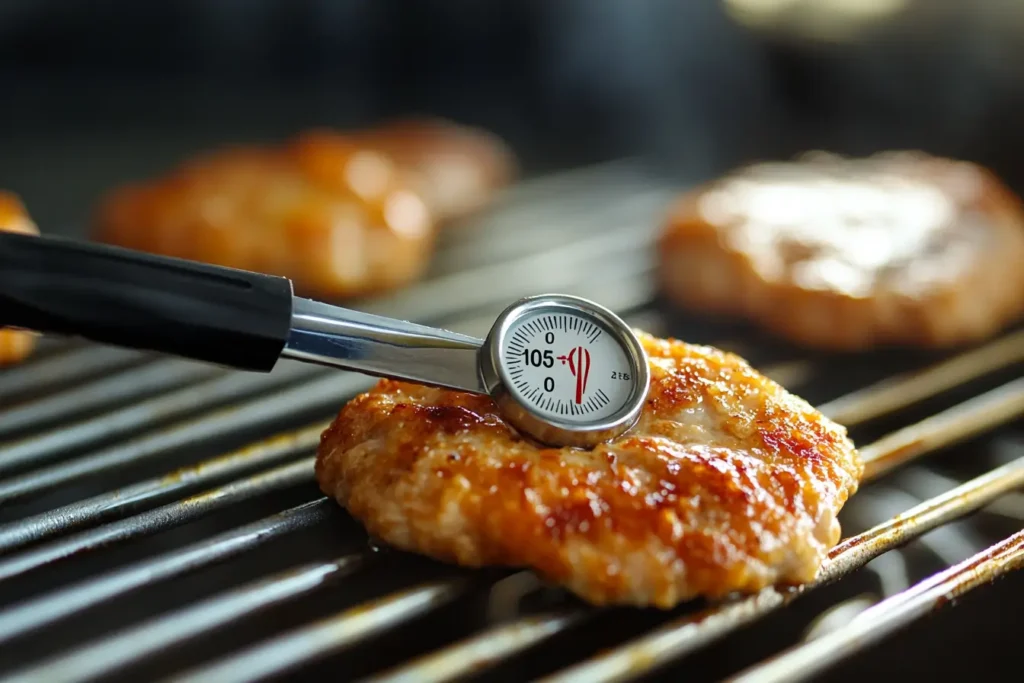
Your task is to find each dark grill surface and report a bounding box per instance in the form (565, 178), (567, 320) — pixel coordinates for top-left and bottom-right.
(0, 160), (1021, 683)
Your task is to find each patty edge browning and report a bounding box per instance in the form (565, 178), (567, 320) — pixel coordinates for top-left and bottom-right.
(316, 333), (862, 608)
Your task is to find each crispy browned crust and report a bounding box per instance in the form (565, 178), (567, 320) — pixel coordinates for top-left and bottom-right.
(0, 191), (39, 366)
(355, 118), (516, 222)
(93, 133), (436, 300)
(658, 151), (1024, 350)
(316, 332), (862, 608)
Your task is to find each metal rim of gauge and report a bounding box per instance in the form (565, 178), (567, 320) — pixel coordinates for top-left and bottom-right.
(478, 293), (650, 448)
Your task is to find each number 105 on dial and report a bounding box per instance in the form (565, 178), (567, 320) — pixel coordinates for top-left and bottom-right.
(520, 348), (554, 368)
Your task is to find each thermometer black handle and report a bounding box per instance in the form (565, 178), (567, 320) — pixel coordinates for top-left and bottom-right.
(0, 232), (293, 371)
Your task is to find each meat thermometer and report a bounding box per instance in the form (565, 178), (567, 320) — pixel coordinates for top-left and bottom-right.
(0, 233), (649, 448)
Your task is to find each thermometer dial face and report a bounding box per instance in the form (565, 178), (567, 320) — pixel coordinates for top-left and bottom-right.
(500, 310), (636, 424)
(481, 294), (649, 448)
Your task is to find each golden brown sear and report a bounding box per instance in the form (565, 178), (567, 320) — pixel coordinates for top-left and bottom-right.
(658, 151), (1024, 349)
(355, 118), (516, 222)
(0, 192), (39, 366)
(316, 332), (862, 608)
(94, 135), (435, 300)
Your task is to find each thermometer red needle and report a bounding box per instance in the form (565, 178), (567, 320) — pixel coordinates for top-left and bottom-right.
(558, 346), (591, 404)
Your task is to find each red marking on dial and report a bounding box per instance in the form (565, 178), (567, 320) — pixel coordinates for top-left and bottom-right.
(557, 346), (591, 404)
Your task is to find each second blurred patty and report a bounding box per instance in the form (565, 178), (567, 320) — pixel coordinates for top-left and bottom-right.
(94, 119), (514, 300)
(658, 151), (1024, 350)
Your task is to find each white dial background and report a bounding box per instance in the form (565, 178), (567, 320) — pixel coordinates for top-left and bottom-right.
(500, 309), (636, 423)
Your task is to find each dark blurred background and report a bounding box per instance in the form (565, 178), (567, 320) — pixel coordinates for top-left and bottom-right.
(2, 0), (1024, 232)
(1, 4), (1023, 680)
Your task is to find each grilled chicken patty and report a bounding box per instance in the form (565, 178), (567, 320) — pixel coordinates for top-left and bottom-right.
(0, 192), (39, 366)
(316, 332), (862, 608)
(93, 119), (512, 300)
(93, 134), (435, 300)
(659, 151), (1024, 349)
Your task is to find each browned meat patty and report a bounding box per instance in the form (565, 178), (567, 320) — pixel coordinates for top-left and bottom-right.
(316, 332), (862, 608)
(658, 151), (1024, 349)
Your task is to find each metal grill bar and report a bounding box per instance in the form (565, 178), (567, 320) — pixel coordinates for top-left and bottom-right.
(816, 329), (1024, 426)
(727, 529), (1024, 683)
(0, 346), (148, 405)
(858, 377), (1024, 479)
(536, 456), (1024, 683)
(3, 555), (368, 683)
(758, 359), (813, 388)
(468, 158), (647, 208)
(0, 363), (319, 478)
(0, 371), (358, 504)
(27, 336), (77, 356)
(0, 358), (222, 437)
(164, 580), (469, 683)
(431, 188), (672, 275)
(431, 162), (655, 246)
(809, 332), (1022, 429)
(0, 499), (334, 644)
(0, 423), (328, 552)
(0, 457), (315, 583)
(896, 463), (1024, 521)
(442, 170), (666, 307)
(368, 230), (655, 323)
(367, 612), (587, 683)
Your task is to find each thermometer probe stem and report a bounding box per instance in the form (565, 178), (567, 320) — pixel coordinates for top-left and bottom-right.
(283, 297), (487, 394)
(0, 232), (647, 447)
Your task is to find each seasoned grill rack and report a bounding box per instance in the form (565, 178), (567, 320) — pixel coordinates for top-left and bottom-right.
(0, 160), (1021, 683)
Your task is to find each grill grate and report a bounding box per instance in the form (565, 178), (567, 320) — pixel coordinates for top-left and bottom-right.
(0, 160), (1021, 682)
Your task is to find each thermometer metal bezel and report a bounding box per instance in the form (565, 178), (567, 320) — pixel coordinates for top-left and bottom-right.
(479, 294), (649, 448)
